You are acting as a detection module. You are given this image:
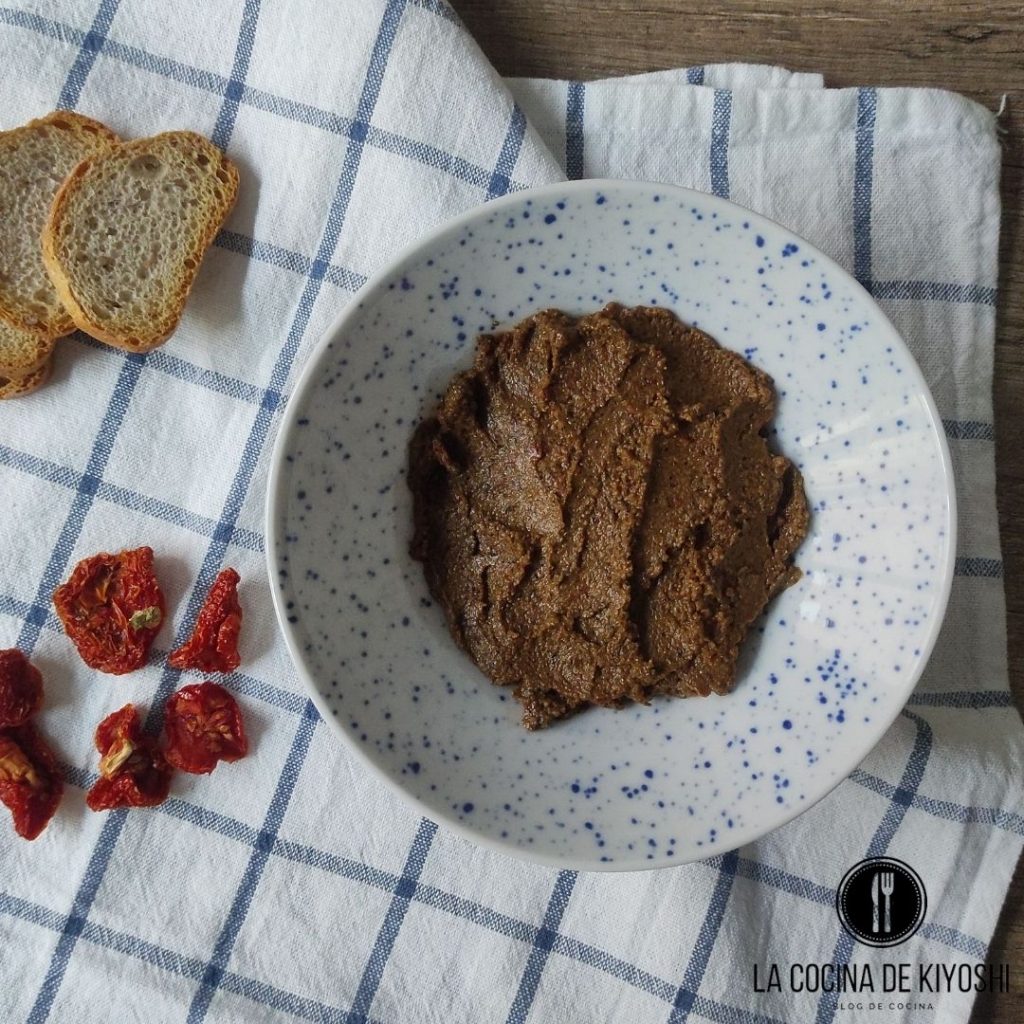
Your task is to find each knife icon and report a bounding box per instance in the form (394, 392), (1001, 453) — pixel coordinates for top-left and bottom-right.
(871, 872), (880, 933)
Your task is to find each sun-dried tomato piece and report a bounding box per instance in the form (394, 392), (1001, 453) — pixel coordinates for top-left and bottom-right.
(53, 547), (164, 674)
(163, 682), (248, 774)
(0, 723), (63, 839)
(168, 568), (242, 673)
(0, 649), (44, 727)
(86, 704), (172, 810)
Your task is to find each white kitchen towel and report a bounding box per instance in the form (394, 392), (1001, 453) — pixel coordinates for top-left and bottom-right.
(0, 2), (1020, 1023)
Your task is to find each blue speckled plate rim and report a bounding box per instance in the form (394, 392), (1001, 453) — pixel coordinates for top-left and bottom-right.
(265, 178), (958, 872)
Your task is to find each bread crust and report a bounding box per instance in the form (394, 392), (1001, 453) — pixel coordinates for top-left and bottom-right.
(0, 111), (118, 339)
(41, 131), (239, 353)
(0, 357), (51, 400)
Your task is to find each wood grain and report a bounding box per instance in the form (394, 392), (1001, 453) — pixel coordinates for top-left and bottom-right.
(448, 2), (1023, 1018)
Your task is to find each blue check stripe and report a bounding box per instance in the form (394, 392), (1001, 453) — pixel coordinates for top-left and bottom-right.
(0, 443), (264, 553)
(955, 556), (1003, 578)
(907, 689), (1013, 708)
(506, 870), (577, 1024)
(565, 82), (585, 179)
(215, 229), (367, 292)
(852, 87), (877, 285)
(849, 768), (1024, 836)
(211, 0), (262, 150)
(74, 332), (276, 407)
(57, 0), (120, 108)
(870, 280), (998, 307)
(734, 856), (833, 906)
(942, 418), (995, 441)
(487, 103), (528, 199)
(16, 354), (143, 659)
(816, 709), (933, 1024)
(687, 66), (706, 85)
(349, 818), (438, 1023)
(869, 711), (933, 856)
(919, 923), (988, 960)
(26, 812), (129, 1024)
(186, 702), (319, 1023)
(668, 851), (740, 1024)
(709, 90), (732, 199)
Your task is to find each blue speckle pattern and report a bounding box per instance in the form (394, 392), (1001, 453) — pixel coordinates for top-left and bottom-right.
(269, 180), (952, 870)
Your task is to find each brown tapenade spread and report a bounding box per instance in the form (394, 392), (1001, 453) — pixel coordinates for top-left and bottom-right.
(409, 303), (809, 729)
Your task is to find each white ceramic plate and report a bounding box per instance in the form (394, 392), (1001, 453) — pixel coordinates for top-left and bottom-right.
(266, 180), (954, 870)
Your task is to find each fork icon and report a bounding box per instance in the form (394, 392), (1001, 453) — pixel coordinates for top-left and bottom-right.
(880, 871), (894, 933)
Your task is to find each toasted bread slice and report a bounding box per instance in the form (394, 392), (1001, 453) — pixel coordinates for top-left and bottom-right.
(41, 131), (239, 353)
(0, 111), (118, 339)
(0, 318), (55, 378)
(0, 358), (51, 400)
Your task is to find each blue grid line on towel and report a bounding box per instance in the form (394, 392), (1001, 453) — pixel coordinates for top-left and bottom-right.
(348, 819), (438, 1024)
(186, 701), (320, 1023)
(815, 711), (934, 1024)
(919, 923), (988, 961)
(56, 0), (119, 108)
(487, 102), (528, 200)
(214, 228), (368, 293)
(668, 850), (741, 1024)
(0, 5), (525, 197)
(852, 86), (877, 285)
(24, 1), (267, 1015)
(210, 0), (261, 150)
(0, 882), (784, 1024)
(870, 280), (997, 306)
(0, 840), (991, 1014)
(0, 443), (265, 553)
(849, 768), (1024, 836)
(942, 418), (996, 441)
(505, 870), (578, 1024)
(14, 355), (143, 659)
(907, 690), (1014, 708)
(709, 90), (732, 198)
(687, 66), (706, 85)
(955, 556), (1003, 578)
(70, 333), (279, 408)
(565, 82), (585, 179)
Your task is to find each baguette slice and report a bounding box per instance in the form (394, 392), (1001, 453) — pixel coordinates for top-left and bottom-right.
(0, 318), (54, 378)
(0, 358), (51, 401)
(0, 111), (118, 339)
(41, 132), (239, 353)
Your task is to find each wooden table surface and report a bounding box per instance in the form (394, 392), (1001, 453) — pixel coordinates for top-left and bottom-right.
(449, 2), (1023, 1018)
